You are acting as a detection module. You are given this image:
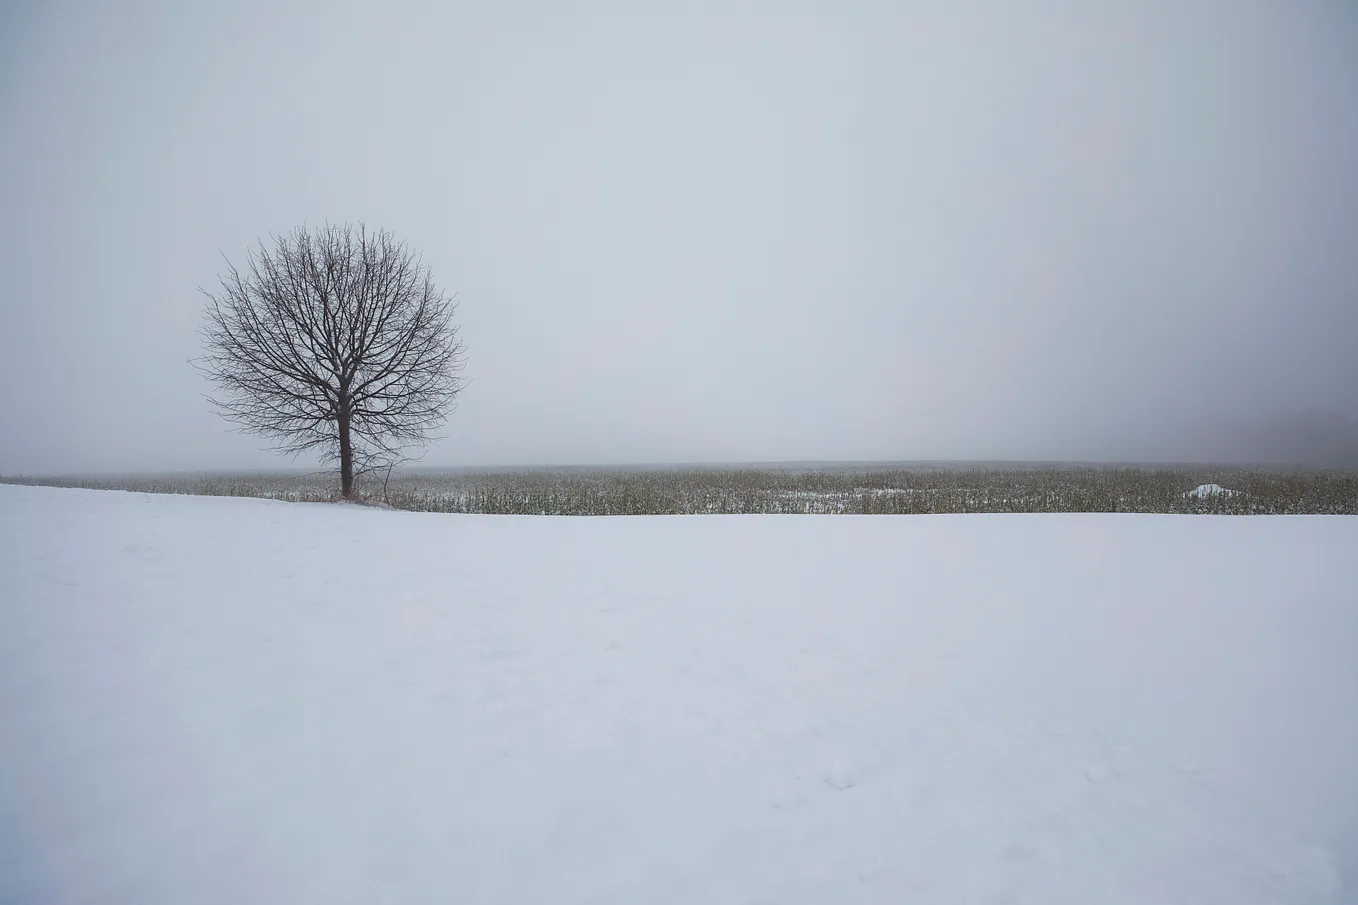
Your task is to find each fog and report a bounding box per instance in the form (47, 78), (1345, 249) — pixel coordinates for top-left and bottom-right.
(2, 0), (1356, 473)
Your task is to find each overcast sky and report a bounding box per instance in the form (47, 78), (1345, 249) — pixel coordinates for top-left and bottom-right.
(2, 0), (1355, 472)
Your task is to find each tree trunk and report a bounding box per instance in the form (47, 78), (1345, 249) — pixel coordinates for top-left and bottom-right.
(338, 403), (355, 499)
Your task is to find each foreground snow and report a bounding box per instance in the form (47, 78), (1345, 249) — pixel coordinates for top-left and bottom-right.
(2, 485), (1356, 904)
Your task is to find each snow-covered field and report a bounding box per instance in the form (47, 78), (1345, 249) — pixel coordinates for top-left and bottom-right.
(2, 484), (1356, 904)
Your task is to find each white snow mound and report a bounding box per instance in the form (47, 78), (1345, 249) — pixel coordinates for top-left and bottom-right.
(2, 484), (1356, 904)
(1185, 482), (1239, 499)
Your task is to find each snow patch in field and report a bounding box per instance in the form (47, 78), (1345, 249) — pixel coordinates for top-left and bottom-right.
(1185, 483), (1239, 499)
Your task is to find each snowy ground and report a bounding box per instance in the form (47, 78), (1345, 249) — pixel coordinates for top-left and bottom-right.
(2, 484), (1356, 904)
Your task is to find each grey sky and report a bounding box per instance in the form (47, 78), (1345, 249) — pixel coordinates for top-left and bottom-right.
(2, 0), (1356, 472)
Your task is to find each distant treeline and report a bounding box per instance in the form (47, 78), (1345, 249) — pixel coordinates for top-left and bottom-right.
(4, 465), (1357, 515)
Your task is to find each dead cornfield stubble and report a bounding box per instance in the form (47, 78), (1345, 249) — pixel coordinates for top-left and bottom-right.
(4, 464), (1357, 515)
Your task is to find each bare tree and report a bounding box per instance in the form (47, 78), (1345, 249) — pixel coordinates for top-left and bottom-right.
(197, 223), (466, 499)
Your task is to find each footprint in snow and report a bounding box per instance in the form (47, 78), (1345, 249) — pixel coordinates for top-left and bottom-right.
(770, 787), (804, 811)
(823, 763), (856, 791)
(1001, 841), (1041, 863)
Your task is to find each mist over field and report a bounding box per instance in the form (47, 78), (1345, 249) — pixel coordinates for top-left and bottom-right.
(3, 0), (1357, 473)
